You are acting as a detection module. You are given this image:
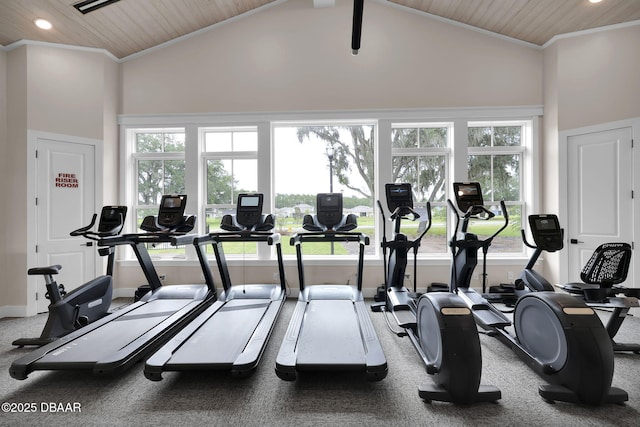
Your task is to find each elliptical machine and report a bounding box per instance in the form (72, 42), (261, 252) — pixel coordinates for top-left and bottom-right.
(447, 182), (627, 405)
(13, 206), (127, 347)
(372, 183), (501, 404)
(484, 214), (562, 305)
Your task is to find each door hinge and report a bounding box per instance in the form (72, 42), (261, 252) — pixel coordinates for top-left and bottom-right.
(35, 197), (38, 206)
(632, 242), (635, 250)
(35, 150), (38, 158)
(35, 245), (38, 253)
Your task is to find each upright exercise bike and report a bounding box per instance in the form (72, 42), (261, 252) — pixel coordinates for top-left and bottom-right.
(447, 182), (627, 405)
(372, 183), (501, 404)
(13, 206), (127, 347)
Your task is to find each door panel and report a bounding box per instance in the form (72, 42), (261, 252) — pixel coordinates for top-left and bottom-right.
(36, 138), (97, 312)
(567, 127), (633, 285)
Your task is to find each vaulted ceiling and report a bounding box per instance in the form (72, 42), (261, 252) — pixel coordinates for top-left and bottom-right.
(1, 0), (639, 59)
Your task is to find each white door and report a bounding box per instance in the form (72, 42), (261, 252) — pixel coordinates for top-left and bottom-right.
(567, 127), (633, 285)
(35, 138), (98, 313)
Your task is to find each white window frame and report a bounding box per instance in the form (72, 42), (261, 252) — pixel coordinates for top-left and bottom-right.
(466, 120), (533, 257)
(200, 125), (262, 258)
(390, 122), (452, 257)
(119, 108), (540, 265)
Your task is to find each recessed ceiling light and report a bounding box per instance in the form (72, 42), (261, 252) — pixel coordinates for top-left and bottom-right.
(589, 0), (603, 4)
(34, 18), (52, 30)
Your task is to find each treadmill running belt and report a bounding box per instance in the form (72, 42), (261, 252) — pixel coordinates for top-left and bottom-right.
(165, 299), (270, 366)
(31, 299), (194, 364)
(297, 300), (365, 366)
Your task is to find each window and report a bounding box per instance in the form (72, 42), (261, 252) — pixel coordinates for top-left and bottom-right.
(131, 128), (186, 257)
(391, 123), (451, 254)
(467, 122), (527, 254)
(121, 108), (538, 263)
(273, 122), (376, 255)
(202, 127), (259, 256)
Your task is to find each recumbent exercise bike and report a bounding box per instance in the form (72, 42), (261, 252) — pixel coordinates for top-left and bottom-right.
(13, 206), (127, 347)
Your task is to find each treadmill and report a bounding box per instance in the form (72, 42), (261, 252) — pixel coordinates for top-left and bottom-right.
(10, 195), (215, 380)
(275, 193), (387, 381)
(144, 193), (287, 380)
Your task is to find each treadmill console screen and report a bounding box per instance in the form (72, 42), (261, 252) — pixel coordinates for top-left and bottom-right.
(157, 195), (187, 228)
(97, 206), (128, 235)
(385, 183), (413, 212)
(529, 214), (563, 251)
(316, 193), (343, 229)
(453, 182), (484, 214)
(236, 193), (264, 228)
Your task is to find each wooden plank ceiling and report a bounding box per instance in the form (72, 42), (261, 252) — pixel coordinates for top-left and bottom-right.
(0, 0), (638, 59)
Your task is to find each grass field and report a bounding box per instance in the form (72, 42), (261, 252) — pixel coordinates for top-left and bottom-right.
(146, 213), (522, 257)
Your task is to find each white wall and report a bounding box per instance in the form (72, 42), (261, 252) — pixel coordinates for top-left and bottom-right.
(2, 45), (119, 311)
(542, 24), (640, 285)
(4, 46), (28, 311)
(556, 25), (640, 132)
(120, 0), (543, 114)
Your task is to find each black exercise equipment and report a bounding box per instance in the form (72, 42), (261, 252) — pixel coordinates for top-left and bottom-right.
(486, 214), (563, 304)
(144, 193), (287, 380)
(12, 206), (127, 347)
(10, 195), (215, 380)
(276, 193), (387, 381)
(372, 183), (500, 404)
(560, 242), (640, 353)
(447, 182), (627, 405)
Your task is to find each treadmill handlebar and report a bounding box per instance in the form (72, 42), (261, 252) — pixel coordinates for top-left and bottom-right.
(191, 231), (282, 246)
(171, 234), (197, 247)
(289, 231), (369, 246)
(98, 231), (191, 246)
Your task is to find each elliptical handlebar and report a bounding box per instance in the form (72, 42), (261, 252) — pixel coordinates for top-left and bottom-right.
(449, 199), (509, 242)
(493, 200), (509, 242)
(390, 205), (420, 222)
(417, 202), (433, 242)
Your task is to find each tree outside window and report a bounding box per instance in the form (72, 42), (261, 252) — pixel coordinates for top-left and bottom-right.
(203, 128), (258, 255)
(467, 124), (524, 253)
(274, 124), (375, 256)
(391, 124), (450, 254)
(133, 129), (187, 256)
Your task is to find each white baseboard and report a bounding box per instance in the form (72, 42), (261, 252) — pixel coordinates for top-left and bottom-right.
(0, 306), (28, 319)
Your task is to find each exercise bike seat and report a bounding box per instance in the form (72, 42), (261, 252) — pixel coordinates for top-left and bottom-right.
(28, 265), (62, 276)
(560, 242), (632, 301)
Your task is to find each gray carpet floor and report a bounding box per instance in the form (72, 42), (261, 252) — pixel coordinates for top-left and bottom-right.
(1, 297), (640, 426)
